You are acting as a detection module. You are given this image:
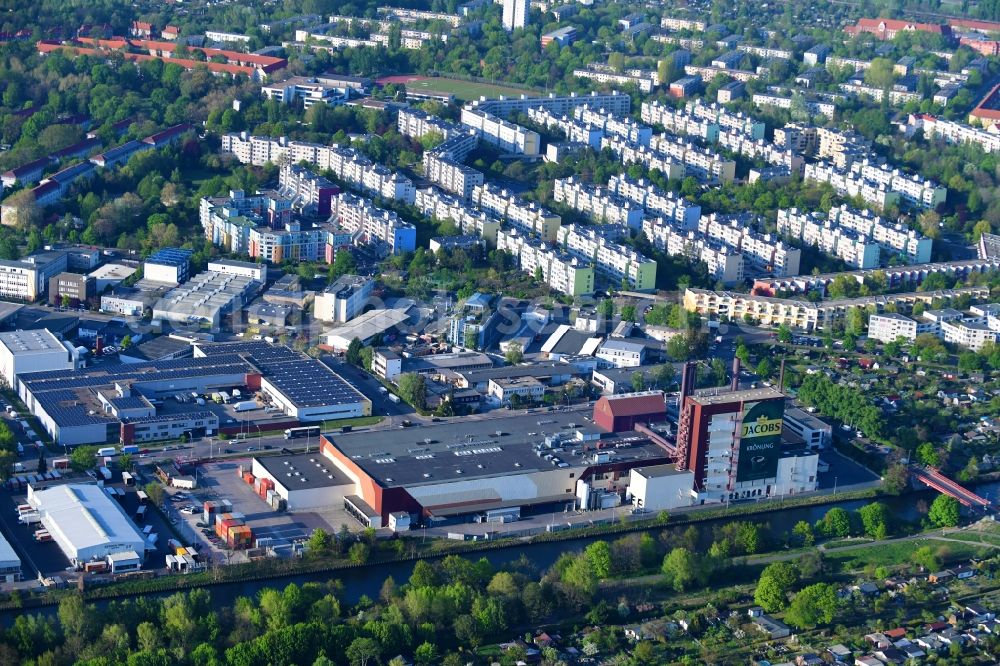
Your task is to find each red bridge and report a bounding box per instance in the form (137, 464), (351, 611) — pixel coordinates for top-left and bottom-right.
(911, 467), (994, 511)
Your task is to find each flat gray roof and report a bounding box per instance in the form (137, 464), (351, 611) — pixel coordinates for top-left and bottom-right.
(689, 386), (784, 406)
(255, 453), (352, 490)
(325, 409), (672, 489)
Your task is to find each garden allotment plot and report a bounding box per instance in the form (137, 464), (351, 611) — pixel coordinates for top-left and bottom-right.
(376, 75), (539, 102)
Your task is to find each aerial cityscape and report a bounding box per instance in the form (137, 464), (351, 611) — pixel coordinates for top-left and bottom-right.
(2, 0), (1000, 663)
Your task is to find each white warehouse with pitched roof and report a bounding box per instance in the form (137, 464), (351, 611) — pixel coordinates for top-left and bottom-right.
(27, 484), (147, 565)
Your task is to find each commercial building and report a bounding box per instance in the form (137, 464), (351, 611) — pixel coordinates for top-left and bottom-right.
(88, 263), (136, 293)
(0, 329), (76, 392)
(314, 275), (374, 323)
(152, 268), (262, 331)
(143, 247), (193, 285)
(318, 408), (676, 527)
(541, 26), (576, 48)
(325, 308), (411, 350)
(595, 339), (646, 368)
(48, 272), (93, 306)
(487, 376), (545, 405)
(372, 349), (403, 382)
(251, 453), (355, 510)
(27, 484), (147, 566)
(627, 464), (696, 512)
(676, 386), (818, 502)
(593, 391), (665, 432)
(0, 531), (20, 582)
(782, 407), (832, 451)
(261, 76), (351, 108)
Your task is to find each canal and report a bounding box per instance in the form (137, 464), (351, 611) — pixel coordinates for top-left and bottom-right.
(6, 480), (981, 624)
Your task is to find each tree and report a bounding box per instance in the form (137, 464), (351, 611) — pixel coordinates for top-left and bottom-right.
(359, 346), (374, 372)
(397, 373), (427, 410)
(912, 545), (941, 571)
(792, 520), (814, 547)
(306, 528), (331, 555)
(928, 495), (961, 528)
(784, 583), (838, 629)
(817, 507), (851, 538)
(584, 541), (612, 579)
(346, 637), (380, 666)
(755, 562), (799, 612)
(143, 481), (165, 507)
(70, 445), (100, 472)
(348, 542), (370, 564)
(505, 341), (523, 365)
(858, 502), (891, 540)
(777, 323), (792, 343)
(650, 363), (675, 389)
(621, 304), (637, 322)
(37, 450), (47, 475)
(413, 642), (439, 666)
(329, 250), (357, 280)
(346, 338), (364, 367)
(631, 371), (646, 392)
(661, 547), (701, 592)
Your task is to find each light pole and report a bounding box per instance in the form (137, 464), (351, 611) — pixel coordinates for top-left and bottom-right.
(208, 437), (214, 460)
(256, 424), (262, 451)
(833, 476), (838, 496)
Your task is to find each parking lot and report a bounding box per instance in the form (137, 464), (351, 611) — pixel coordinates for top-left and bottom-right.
(175, 459), (355, 558)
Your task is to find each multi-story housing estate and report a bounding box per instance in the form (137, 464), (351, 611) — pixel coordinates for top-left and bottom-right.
(642, 100), (720, 141)
(463, 91), (630, 120)
(220, 133), (416, 204)
(600, 135), (687, 180)
(331, 192), (416, 256)
(648, 134), (736, 183)
(424, 151), (484, 201)
(572, 66), (657, 93)
(556, 224), (657, 290)
(553, 177), (644, 227)
(660, 17), (706, 31)
(460, 107), (540, 155)
(415, 188), (502, 246)
(776, 208), (881, 269)
(528, 107), (605, 149)
(772, 124), (871, 168)
(683, 286), (989, 332)
(717, 131), (804, 174)
(471, 184), (561, 241)
(278, 164), (338, 216)
(496, 228), (594, 296)
(698, 214), (802, 277)
(397, 108), (466, 141)
(642, 218), (744, 284)
(738, 44), (792, 59)
(574, 106), (653, 146)
(684, 100), (765, 139)
(904, 113), (1000, 153)
(803, 159), (946, 210)
(376, 7), (462, 26)
(606, 174), (701, 227)
(752, 93), (837, 119)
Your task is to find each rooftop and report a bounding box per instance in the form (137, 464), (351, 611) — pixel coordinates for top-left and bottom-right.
(323, 409), (671, 488)
(29, 483), (146, 554)
(688, 386), (785, 406)
(0, 328), (67, 355)
(255, 452), (352, 490)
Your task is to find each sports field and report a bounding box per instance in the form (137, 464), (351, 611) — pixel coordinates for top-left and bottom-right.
(377, 74), (539, 101)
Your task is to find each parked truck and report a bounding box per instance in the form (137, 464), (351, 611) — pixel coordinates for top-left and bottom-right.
(121, 445), (139, 455)
(96, 447), (117, 457)
(388, 394), (400, 404)
(98, 466), (112, 481)
(234, 400), (259, 413)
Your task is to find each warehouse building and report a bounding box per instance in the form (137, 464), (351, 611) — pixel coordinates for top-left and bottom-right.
(27, 483), (147, 567)
(318, 409), (675, 528)
(0, 531), (21, 582)
(19, 341), (369, 445)
(0, 328), (77, 391)
(593, 391), (666, 432)
(251, 453), (355, 510)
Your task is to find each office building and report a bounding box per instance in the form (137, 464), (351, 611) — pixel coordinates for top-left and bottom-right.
(0, 329), (76, 392)
(313, 275), (374, 323)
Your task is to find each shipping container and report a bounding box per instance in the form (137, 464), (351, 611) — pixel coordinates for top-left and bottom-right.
(136, 490), (148, 504)
(122, 471), (135, 486)
(84, 561), (107, 573)
(53, 458), (69, 469)
(167, 538), (182, 552)
(135, 505), (147, 522)
(16, 503), (31, 515)
(265, 488), (275, 504)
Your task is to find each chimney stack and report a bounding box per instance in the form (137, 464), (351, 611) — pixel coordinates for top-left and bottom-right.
(730, 357), (740, 392)
(778, 358), (786, 392)
(679, 361), (692, 400)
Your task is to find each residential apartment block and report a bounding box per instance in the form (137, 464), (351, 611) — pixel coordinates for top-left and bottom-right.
(904, 113), (1000, 154)
(804, 159), (945, 210)
(648, 134), (736, 183)
(331, 192), (416, 255)
(496, 228), (594, 296)
(776, 208), (881, 269)
(557, 224), (657, 290)
(553, 177), (644, 227)
(460, 107), (540, 155)
(260, 76), (351, 107)
(600, 135), (687, 180)
(643, 218), (744, 284)
(471, 184), (561, 241)
(606, 174), (701, 227)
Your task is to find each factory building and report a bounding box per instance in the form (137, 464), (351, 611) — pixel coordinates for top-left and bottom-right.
(0, 531), (20, 582)
(27, 483), (147, 567)
(251, 453), (355, 510)
(674, 377), (818, 503)
(0, 328), (77, 392)
(593, 391), (666, 432)
(318, 410), (677, 528)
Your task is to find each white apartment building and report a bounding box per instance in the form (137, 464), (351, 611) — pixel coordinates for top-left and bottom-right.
(496, 228), (594, 296)
(331, 192), (416, 255)
(867, 313), (925, 343)
(460, 108), (540, 155)
(397, 108), (464, 140)
(802, 162), (900, 211)
(573, 68), (655, 93)
(698, 214), (802, 277)
(463, 91), (631, 120)
(424, 152), (484, 200)
(415, 187), (502, 246)
(205, 30), (252, 44)
(606, 174), (701, 227)
(528, 107), (605, 149)
(642, 218), (744, 284)
(718, 131), (804, 174)
(553, 177), (645, 228)
(641, 100), (720, 142)
(601, 136), (688, 180)
(557, 224), (657, 290)
(502, 0), (528, 30)
(941, 319), (998, 351)
(776, 208), (881, 269)
(574, 106), (653, 146)
(752, 93), (836, 119)
(261, 77), (350, 108)
(648, 134), (736, 183)
(685, 100), (765, 139)
(907, 113), (1000, 154)
(471, 183), (561, 241)
(660, 17), (706, 31)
